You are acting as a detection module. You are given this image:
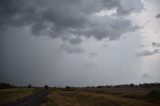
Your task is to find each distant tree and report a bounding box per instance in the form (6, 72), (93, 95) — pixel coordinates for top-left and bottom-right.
(97, 86), (104, 88)
(65, 86), (75, 91)
(129, 84), (135, 87)
(0, 82), (15, 89)
(45, 85), (49, 89)
(65, 86), (71, 89)
(28, 84), (32, 88)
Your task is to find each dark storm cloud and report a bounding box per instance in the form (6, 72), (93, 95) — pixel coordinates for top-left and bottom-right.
(60, 44), (84, 54)
(89, 52), (98, 58)
(141, 73), (152, 79)
(116, 0), (143, 15)
(156, 14), (160, 18)
(0, 0), (36, 28)
(136, 42), (160, 57)
(81, 16), (139, 40)
(62, 36), (83, 45)
(0, 0), (143, 43)
(102, 0), (143, 15)
(152, 42), (160, 47)
(136, 49), (160, 57)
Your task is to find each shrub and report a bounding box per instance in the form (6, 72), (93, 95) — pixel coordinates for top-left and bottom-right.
(28, 84), (32, 88)
(65, 86), (75, 91)
(147, 90), (160, 100)
(45, 85), (49, 89)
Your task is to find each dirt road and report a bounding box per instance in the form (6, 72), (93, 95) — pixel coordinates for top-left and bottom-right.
(1, 89), (48, 106)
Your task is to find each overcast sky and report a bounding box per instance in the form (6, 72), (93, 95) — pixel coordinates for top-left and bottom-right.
(0, 0), (160, 87)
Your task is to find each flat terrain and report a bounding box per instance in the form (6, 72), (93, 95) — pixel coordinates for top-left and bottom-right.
(0, 88), (35, 105)
(83, 87), (160, 99)
(0, 87), (160, 106)
(43, 88), (160, 106)
(1, 89), (48, 106)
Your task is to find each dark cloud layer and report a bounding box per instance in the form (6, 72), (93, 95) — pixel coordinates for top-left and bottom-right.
(141, 73), (152, 79)
(156, 14), (160, 18)
(1, 0), (160, 86)
(136, 42), (160, 57)
(152, 42), (160, 47)
(0, 0), (143, 43)
(60, 44), (84, 54)
(136, 49), (160, 57)
(0, 0), (36, 28)
(89, 52), (98, 58)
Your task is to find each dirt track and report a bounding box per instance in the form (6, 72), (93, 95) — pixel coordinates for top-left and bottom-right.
(1, 89), (48, 106)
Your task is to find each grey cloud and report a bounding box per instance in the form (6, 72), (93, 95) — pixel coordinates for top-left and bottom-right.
(60, 44), (84, 54)
(102, 0), (143, 15)
(0, 0), (143, 43)
(155, 30), (159, 34)
(141, 73), (152, 79)
(152, 42), (160, 48)
(68, 37), (82, 45)
(116, 0), (143, 15)
(156, 14), (160, 18)
(83, 60), (98, 69)
(0, 0), (36, 28)
(103, 44), (108, 48)
(101, 0), (119, 9)
(89, 52), (98, 58)
(62, 36), (83, 45)
(139, 45), (146, 48)
(136, 49), (160, 57)
(83, 16), (139, 40)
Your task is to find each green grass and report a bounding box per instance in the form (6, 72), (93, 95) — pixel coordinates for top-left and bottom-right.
(0, 88), (35, 105)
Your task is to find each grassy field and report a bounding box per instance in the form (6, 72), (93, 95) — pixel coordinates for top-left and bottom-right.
(83, 87), (160, 99)
(0, 88), (35, 105)
(43, 88), (160, 106)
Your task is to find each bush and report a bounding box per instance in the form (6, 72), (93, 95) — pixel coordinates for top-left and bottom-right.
(147, 90), (160, 100)
(28, 84), (32, 88)
(65, 86), (75, 91)
(65, 86), (71, 89)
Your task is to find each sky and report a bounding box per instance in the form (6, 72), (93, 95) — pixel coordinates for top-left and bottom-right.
(0, 0), (160, 87)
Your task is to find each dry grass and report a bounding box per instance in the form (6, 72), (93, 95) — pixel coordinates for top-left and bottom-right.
(0, 88), (35, 105)
(43, 91), (80, 106)
(43, 90), (159, 106)
(84, 87), (160, 100)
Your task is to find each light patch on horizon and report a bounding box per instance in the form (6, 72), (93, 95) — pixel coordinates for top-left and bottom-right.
(131, 0), (160, 83)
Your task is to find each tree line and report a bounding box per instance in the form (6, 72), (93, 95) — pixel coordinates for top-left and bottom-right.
(1, 82), (160, 89)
